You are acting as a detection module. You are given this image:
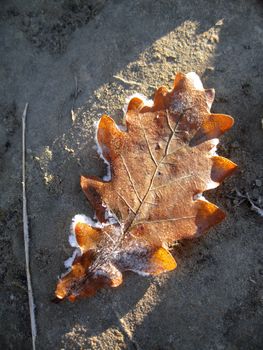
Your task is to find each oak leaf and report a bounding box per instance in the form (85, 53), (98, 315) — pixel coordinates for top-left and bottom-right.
(54, 72), (237, 302)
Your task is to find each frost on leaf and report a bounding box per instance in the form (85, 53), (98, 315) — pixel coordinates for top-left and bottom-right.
(54, 72), (237, 302)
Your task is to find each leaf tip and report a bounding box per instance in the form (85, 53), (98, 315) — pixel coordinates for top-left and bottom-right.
(211, 156), (238, 183)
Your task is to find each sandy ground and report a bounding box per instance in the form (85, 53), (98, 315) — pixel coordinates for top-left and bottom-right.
(1, 0), (263, 349)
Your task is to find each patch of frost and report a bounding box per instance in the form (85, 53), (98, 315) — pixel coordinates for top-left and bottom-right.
(193, 193), (206, 201)
(129, 269), (150, 277)
(209, 138), (219, 156)
(63, 214), (103, 270)
(64, 250), (79, 269)
(93, 120), (112, 181)
(103, 206), (118, 225)
(186, 72), (204, 90)
(123, 93), (154, 115)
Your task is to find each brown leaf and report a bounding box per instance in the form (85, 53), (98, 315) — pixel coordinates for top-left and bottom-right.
(54, 72), (237, 301)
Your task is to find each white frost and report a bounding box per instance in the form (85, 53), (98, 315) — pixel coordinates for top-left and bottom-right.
(71, 213), (102, 232)
(64, 214), (103, 269)
(209, 138), (219, 156)
(123, 93), (154, 115)
(186, 72), (204, 90)
(193, 193), (206, 201)
(94, 120), (112, 181)
(103, 205), (118, 225)
(129, 269), (150, 277)
(64, 250), (80, 269)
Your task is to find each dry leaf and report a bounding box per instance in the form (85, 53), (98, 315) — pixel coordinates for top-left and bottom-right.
(54, 72), (237, 302)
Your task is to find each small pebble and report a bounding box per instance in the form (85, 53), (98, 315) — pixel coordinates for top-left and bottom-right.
(215, 19), (224, 26)
(255, 179), (262, 187)
(231, 141), (240, 149)
(22, 16), (31, 28)
(252, 188), (259, 199)
(226, 199), (232, 208)
(206, 66), (214, 72)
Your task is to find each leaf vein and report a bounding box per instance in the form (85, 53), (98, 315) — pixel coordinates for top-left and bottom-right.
(139, 116), (158, 167)
(121, 155), (142, 203)
(132, 215), (196, 227)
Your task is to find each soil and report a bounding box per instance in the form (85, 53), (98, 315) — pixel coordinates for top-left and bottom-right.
(0, 0), (263, 349)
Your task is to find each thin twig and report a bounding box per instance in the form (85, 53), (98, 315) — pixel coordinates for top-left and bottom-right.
(235, 189), (263, 217)
(246, 192), (263, 217)
(113, 75), (142, 87)
(113, 74), (156, 89)
(71, 75), (81, 123)
(22, 103), (37, 350)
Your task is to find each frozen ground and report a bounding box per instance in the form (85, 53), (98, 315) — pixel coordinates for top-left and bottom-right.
(0, 0), (263, 349)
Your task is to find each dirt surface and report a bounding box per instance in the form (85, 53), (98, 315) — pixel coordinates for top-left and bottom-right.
(1, 0), (263, 349)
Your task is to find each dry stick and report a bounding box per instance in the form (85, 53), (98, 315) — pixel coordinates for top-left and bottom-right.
(246, 192), (263, 217)
(113, 74), (156, 89)
(71, 75), (81, 123)
(235, 189), (263, 217)
(22, 103), (37, 350)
